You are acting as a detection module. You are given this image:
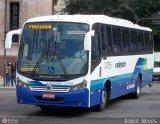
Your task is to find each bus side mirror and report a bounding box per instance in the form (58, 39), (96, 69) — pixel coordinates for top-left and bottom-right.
(5, 29), (21, 49)
(84, 30), (95, 51)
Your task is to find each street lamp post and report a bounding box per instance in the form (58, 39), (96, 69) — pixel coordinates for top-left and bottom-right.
(3, 0), (7, 87)
(136, 18), (160, 24)
(52, 0), (54, 15)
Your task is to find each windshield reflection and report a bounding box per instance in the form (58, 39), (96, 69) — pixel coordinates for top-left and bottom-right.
(17, 22), (89, 79)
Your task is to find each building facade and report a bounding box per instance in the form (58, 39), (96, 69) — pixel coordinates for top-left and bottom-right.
(0, 0), (65, 76)
(54, 0), (65, 14)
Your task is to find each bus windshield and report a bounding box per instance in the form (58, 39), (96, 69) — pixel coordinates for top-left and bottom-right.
(17, 22), (89, 79)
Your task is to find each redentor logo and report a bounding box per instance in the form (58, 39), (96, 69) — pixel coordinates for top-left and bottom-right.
(1, 118), (8, 124)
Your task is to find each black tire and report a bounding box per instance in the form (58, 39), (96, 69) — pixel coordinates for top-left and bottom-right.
(39, 106), (51, 111)
(95, 86), (109, 111)
(132, 77), (141, 99)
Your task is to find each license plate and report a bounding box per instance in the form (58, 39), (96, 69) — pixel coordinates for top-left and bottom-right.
(42, 93), (55, 99)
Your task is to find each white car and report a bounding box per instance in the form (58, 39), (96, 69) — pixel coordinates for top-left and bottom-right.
(153, 59), (160, 81)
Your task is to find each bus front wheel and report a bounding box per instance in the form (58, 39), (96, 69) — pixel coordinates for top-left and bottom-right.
(39, 106), (51, 111)
(95, 86), (109, 111)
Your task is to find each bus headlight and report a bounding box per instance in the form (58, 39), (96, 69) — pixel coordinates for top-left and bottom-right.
(69, 80), (87, 92)
(17, 78), (30, 90)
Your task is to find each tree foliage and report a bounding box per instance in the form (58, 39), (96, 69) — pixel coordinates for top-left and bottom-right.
(63, 0), (160, 51)
(64, 0), (160, 22)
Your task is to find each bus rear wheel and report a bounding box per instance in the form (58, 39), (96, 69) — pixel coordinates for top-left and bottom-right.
(132, 77), (141, 99)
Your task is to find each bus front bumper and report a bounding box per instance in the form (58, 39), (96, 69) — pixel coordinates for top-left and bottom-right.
(16, 86), (89, 108)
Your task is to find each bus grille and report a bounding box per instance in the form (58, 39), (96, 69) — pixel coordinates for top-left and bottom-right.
(30, 86), (70, 92)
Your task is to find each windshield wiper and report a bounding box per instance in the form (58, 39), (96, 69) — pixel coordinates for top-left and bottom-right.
(50, 31), (69, 78)
(54, 52), (69, 78)
(31, 52), (47, 77)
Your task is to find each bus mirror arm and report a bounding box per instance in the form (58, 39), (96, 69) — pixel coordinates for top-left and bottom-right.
(5, 29), (21, 49)
(84, 30), (94, 51)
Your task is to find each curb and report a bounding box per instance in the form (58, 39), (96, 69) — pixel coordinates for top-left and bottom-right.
(0, 86), (16, 89)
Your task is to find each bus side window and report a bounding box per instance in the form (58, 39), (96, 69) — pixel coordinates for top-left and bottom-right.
(91, 24), (101, 72)
(112, 27), (118, 54)
(101, 25), (106, 56)
(144, 32), (148, 53)
(137, 31), (144, 53)
(122, 28), (129, 54)
(145, 32), (152, 53)
(101, 25), (113, 56)
(149, 32), (153, 53)
(130, 30), (137, 54)
(91, 32), (101, 60)
(105, 26), (112, 55)
(117, 27), (122, 53)
(112, 26), (122, 55)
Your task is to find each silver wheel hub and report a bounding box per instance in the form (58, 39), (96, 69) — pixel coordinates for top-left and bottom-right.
(137, 83), (140, 95)
(102, 90), (106, 104)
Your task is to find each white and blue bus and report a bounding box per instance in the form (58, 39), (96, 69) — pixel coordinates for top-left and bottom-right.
(5, 15), (154, 111)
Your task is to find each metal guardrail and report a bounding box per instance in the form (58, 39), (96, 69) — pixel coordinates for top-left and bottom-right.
(136, 18), (160, 24)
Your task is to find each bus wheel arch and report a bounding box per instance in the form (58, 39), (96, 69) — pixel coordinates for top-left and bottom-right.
(138, 73), (142, 89)
(104, 80), (111, 103)
(139, 73), (142, 82)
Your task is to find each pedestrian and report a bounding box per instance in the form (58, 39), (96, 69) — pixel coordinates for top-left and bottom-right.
(11, 63), (16, 86)
(6, 62), (12, 86)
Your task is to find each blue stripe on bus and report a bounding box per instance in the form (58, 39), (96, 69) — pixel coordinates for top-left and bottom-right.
(90, 69), (153, 107)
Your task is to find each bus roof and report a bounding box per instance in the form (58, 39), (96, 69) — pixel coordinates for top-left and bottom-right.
(26, 15), (152, 31)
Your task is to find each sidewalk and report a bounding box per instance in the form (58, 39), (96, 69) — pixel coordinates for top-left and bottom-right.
(0, 77), (16, 89)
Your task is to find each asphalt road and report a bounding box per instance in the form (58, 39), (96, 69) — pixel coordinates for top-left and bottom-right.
(0, 82), (160, 124)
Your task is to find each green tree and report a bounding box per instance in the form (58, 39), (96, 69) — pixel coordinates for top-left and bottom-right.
(63, 0), (160, 51)
(64, 0), (160, 23)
